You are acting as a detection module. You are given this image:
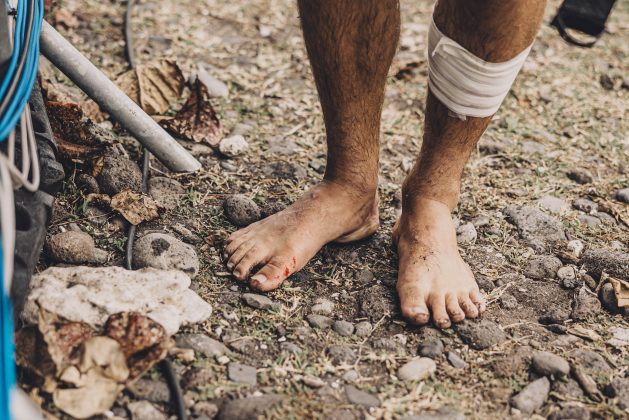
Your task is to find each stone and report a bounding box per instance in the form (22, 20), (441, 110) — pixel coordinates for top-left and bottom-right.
(537, 196), (570, 214)
(218, 135), (249, 157)
(571, 287), (601, 321)
(581, 248), (629, 279)
(223, 195), (261, 227)
(192, 401), (219, 419)
(307, 314), (333, 330)
(599, 73), (614, 90)
(22, 266), (211, 335)
(455, 319), (507, 350)
(476, 276), (495, 293)
(127, 401), (167, 420)
(456, 223), (477, 245)
(44, 231), (101, 264)
(539, 307), (570, 325)
(397, 357), (436, 381)
(615, 188), (629, 203)
(470, 215), (490, 227)
(566, 169), (594, 185)
(227, 362), (257, 385)
(333, 320), (355, 336)
(566, 240), (584, 258)
(280, 342), (302, 354)
(401, 408), (466, 420)
(447, 351), (468, 369)
(504, 205), (566, 251)
(499, 293), (518, 309)
(524, 255), (562, 280)
(195, 65), (229, 97)
(599, 282), (619, 313)
(148, 177), (185, 211)
(355, 269), (375, 285)
(175, 334), (228, 358)
(129, 379), (170, 404)
(568, 349), (611, 375)
(343, 370), (359, 382)
(345, 385), (380, 408)
(96, 153), (142, 195)
(557, 265), (577, 282)
(76, 173), (99, 194)
(218, 395), (284, 420)
(327, 346), (357, 365)
(609, 377), (629, 409)
(577, 214), (601, 227)
(311, 297), (335, 315)
(230, 122), (254, 136)
(549, 405), (590, 420)
(182, 367), (214, 390)
(510, 377), (550, 414)
(301, 375), (326, 388)
(551, 378), (584, 399)
(243, 293), (278, 311)
(572, 198), (598, 213)
(132, 233), (199, 278)
(531, 351), (570, 377)
(84, 205), (109, 226)
(418, 340), (444, 359)
(354, 321), (372, 337)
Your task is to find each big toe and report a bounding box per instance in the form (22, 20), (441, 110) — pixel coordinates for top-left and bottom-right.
(398, 283), (430, 325)
(250, 256), (294, 292)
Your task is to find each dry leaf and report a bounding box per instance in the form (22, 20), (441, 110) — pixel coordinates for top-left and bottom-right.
(567, 325), (601, 341)
(607, 327), (629, 348)
(572, 364), (603, 402)
(160, 78), (222, 146)
(115, 59), (185, 115)
(608, 276), (629, 308)
(110, 190), (161, 225)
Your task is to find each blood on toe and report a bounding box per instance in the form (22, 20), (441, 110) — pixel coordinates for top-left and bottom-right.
(283, 266), (290, 276)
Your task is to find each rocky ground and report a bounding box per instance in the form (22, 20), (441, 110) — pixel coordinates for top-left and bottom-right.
(21, 0), (629, 419)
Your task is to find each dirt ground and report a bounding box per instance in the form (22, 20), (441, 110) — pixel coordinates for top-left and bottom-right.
(27, 0), (629, 418)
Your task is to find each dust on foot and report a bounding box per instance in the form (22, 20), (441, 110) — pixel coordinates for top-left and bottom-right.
(393, 198), (486, 328)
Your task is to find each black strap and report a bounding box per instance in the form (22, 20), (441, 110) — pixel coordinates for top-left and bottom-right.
(551, 14), (599, 48)
(551, 0), (617, 48)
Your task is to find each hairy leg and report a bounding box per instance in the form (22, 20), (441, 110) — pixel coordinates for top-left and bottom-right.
(224, 0), (400, 290)
(395, 0), (546, 328)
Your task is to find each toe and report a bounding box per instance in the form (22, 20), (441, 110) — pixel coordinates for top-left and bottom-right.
(458, 293), (479, 318)
(430, 296), (451, 329)
(223, 233), (249, 259)
(250, 256), (292, 292)
(470, 289), (487, 314)
(226, 242), (254, 272)
(445, 293), (466, 323)
(233, 245), (267, 281)
(397, 282), (430, 325)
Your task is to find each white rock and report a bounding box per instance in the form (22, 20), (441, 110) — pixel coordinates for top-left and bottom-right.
(127, 401), (167, 420)
(219, 135), (249, 157)
(22, 266), (212, 335)
(397, 357), (436, 381)
(566, 240), (584, 258)
(195, 65), (228, 98)
(456, 222), (477, 245)
(311, 298), (335, 315)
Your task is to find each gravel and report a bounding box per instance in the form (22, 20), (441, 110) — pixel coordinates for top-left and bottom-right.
(333, 320), (355, 336)
(524, 255), (562, 280)
(504, 205), (567, 251)
(510, 377), (550, 414)
(566, 168), (593, 184)
(418, 339), (444, 359)
(615, 187), (629, 203)
(227, 362), (257, 385)
(572, 198), (598, 213)
(327, 346), (357, 365)
(311, 297), (335, 315)
(132, 232), (199, 278)
(537, 196), (570, 214)
(127, 400), (167, 420)
(581, 248), (629, 279)
(223, 195), (261, 227)
(96, 152), (143, 195)
(354, 321), (372, 337)
(44, 231), (102, 264)
(447, 351), (468, 369)
(345, 385), (380, 408)
(531, 351), (570, 377)
(397, 357), (437, 381)
(456, 222), (477, 244)
(455, 319), (507, 350)
(242, 293), (279, 310)
(306, 314), (333, 329)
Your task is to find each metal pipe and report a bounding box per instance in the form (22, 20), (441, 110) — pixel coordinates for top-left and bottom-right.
(39, 21), (201, 173)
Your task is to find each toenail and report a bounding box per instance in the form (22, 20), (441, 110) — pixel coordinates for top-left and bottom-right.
(227, 263), (234, 270)
(250, 274), (267, 287)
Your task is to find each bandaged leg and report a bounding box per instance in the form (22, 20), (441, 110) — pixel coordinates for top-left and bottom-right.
(396, 0), (547, 329)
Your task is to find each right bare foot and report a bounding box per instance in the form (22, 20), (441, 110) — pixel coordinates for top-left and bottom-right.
(223, 181), (379, 291)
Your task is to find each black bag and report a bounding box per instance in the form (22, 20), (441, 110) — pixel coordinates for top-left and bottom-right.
(551, 0), (617, 47)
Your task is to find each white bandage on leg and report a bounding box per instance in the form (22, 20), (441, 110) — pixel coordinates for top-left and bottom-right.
(427, 18), (533, 119)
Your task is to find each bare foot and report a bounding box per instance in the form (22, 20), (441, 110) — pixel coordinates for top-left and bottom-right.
(393, 198), (485, 329)
(223, 181), (379, 291)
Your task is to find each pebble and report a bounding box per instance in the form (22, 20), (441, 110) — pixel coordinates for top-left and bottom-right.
(129, 379), (170, 404)
(510, 377), (550, 414)
(551, 378), (584, 399)
(599, 282), (619, 313)
(418, 339), (444, 359)
(566, 239), (584, 258)
(499, 293), (518, 309)
(345, 385), (380, 408)
(504, 205), (566, 252)
(343, 370), (359, 382)
(302, 375), (326, 388)
(227, 362), (257, 385)
(127, 401), (167, 420)
(566, 169), (593, 184)
(577, 214), (601, 227)
(223, 195), (261, 227)
(531, 351), (570, 377)
(230, 122), (254, 137)
(148, 177), (185, 211)
(132, 233), (199, 278)
(571, 288), (601, 320)
(75, 173), (100, 194)
(455, 319), (507, 350)
(333, 320), (355, 337)
(397, 357), (436, 381)
(217, 395), (284, 420)
(447, 351), (468, 369)
(572, 198), (598, 213)
(609, 377), (629, 410)
(84, 205), (108, 226)
(537, 196), (570, 214)
(220, 161), (238, 171)
(327, 346), (357, 365)
(306, 314), (334, 330)
(539, 307), (570, 325)
(218, 135), (249, 157)
(470, 215), (490, 227)
(182, 367), (214, 390)
(195, 65), (229, 97)
(557, 265), (577, 282)
(524, 255), (562, 280)
(96, 152), (142, 195)
(354, 321), (372, 337)
(615, 188), (629, 203)
(581, 248), (629, 279)
(456, 222), (477, 245)
(44, 231), (103, 264)
(280, 342), (302, 354)
(311, 297), (335, 315)
(175, 334), (228, 358)
(355, 269), (375, 285)
(191, 401), (219, 419)
(242, 293), (279, 311)
(549, 405), (590, 420)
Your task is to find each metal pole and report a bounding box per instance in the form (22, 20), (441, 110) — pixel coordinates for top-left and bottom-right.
(39, 21), (201, 173)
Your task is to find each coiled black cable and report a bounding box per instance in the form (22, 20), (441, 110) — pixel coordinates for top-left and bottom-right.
(122, 1), (187, 419)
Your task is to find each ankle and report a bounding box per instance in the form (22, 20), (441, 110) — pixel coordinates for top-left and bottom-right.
(401, 179), (459, 212)
(321, 176), (378, 202)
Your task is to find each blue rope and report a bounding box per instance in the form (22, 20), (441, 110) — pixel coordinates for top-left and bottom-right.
(0, 240), (16, 420)
(0, 0), (43, 141)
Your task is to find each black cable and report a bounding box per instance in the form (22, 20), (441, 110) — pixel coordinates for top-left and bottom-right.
(0, 0), (36, 116)
(122, 2), (187, 419)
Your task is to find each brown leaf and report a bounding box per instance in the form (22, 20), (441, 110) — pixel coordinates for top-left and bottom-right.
(160, 78), (222, 146)
(110, 190), (161, 225)
(572, 364), (603, 402)
(608, 276), (629, 308)
(115, 59), (185, 115)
